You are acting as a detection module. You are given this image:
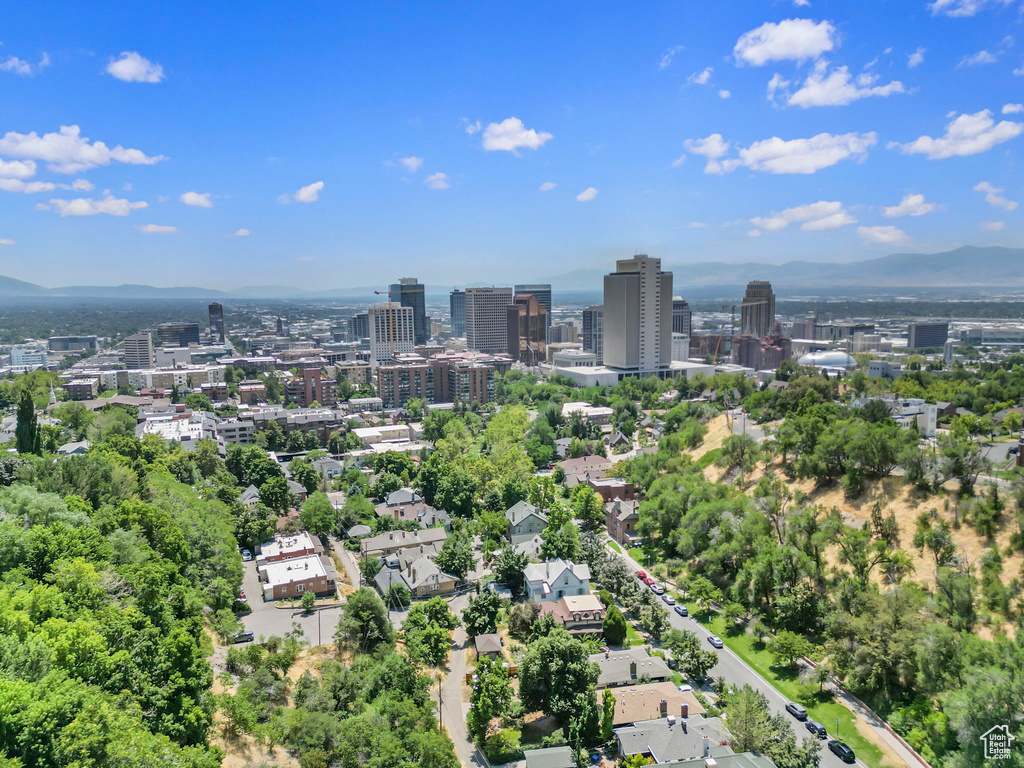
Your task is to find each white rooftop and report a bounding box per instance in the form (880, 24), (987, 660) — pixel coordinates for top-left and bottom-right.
(262, 554), (327, 587)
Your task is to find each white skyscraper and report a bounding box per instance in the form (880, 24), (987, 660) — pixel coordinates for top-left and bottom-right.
(602, 254), (672, 371)
(369, 302), (415, 365)
(465, 287), (514, 353)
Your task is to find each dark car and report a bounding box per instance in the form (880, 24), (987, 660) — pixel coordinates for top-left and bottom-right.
(805, 720), (827, 738)
(674, 604), (688, 616)
(785, 702), (808, 721)
(828, 740), (855, 763)
(232, 631), (255, 644)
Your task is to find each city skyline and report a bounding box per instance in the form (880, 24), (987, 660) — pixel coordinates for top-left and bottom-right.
(0, 2), (1022, 290)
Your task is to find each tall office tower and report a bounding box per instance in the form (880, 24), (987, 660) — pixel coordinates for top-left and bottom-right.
(390, 277), (428, 345)
(514, 284), (552, 336)
(276, 317), (284, 335)
(124, 332), (155, 369)
(349, 312), (369, 342)
(368, 302), (415, 364)
(506, 294), (547, 365)
(603, 254), (673, 370)
(156, 322), (201, 347)
(908, 321), (950, 350)
(465, 286), (514, 353)
(449, 290), (466, 337)
(208, 302), (225, 343)
(672, 297), (692, 336)
(791, 317), (817, 340)
(582, 305), (604, 362)
(739, 281), (776, 339)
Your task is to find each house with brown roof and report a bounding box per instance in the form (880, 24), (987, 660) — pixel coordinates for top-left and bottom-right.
(359, 527), (448, 559)
(601, 681), (706, 727)
(589, 647), (672, 688)
(538, 593), (606, 635)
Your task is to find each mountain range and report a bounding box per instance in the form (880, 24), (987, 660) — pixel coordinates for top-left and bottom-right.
(0, 245), (1021, 299)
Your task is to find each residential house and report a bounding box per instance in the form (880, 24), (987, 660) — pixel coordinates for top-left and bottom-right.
(538, 593), (606, 635)
(240, 484), (261, 509)
(287, 480), (309, 503)
(506, 500), (547, 538)
(523, 747), (575, 768)
(602, 682), (706, 727)
(614, 714), (727, 763)
(605, 499), (639, 546)
(312, 457), (344, 481)
(360, 527), (448, 559)
(588, 476), (635, 502)
(256, 531), (323, 564)
(373, 548), (458, 598)
(56, 440), (90, 455)
(557, 454), (613, 488)
(259, 554), (337, 601)
(605, 431), (630, 450)
(523, 559), (591, 603)
(375, 487), (450, 528)
(649, 746), (777, 768)
(590, 648), (672, 688)
(511, 533), (543, 560)
(474, 633), (504, 659)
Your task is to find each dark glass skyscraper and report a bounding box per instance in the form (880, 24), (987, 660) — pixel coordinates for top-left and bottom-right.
(208, 302), (225, 343)
(449, 289), (466, 337)
(390, 278), (427, 345)
(672, 297), (691, 336)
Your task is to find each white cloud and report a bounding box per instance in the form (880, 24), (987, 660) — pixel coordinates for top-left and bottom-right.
(235, 228), (251, 237)
(683, 133), (732, 174)
(748, 229), (763, 237)
(719, 89), (731, 99)
(670, 154), (687, 167)
(0, 159), (37, 179)
(981, 220), (1006, 230)
(464, 120), (482, 135)
(929, 0), (1013, 17)
(750, 200), (856, 233)
(734, 19), (836, 66)
(45, 195), (148, 217)
(883, 193), (938, 217)
(73, 179), (94, 191)
(793, 0), (811, 5)
(278, 181), (324, 204)
(890, 110), (1023, 159)
(0, 238), (14, 245)
(481, 117), (553, 153)
(180, 191), (213, 208)
(398, 156), (423, 173)
(959, 49), (998, 67)
(0, 125), (165, 174)
(0, 178), (55, 194)
(1015, 64), (1024, 76)
(973, 181), (1018, 210)
(1, 51), (49, 77)
(781, 60), (905, 107)
(138, 223), (177, 234)
(688, 67), (713, 85)
(1003, 103), (1024, 114)
(659, 45), (685, 70)
(424, 172), (450, 190)
(689, 130), (877, 175)
(106, 52), (164, 83)
(858, 225), (909, 244)
(576, 187), (598, 202)
(539, 182), (557, 191)
(908, 47), (926, 68)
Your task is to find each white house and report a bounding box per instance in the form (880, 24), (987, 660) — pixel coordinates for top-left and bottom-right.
(524, 559), (591, 603)
(506, 500), (547, 538)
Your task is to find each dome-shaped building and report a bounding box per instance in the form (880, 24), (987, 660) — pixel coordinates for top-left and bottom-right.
(797, 350), (856, 369)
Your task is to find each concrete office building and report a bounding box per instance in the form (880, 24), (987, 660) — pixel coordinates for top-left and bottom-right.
(48, 336), (98, 353)
(124, 333), (155, 369)
(449, 290), (466, 337)
(582, 305), (604, 363)
(739, 281), (775, 339)
(603, 254), (672, 371)
(9, 347), (47, 368)
(156, 322), (201, 348)
(369, 302), (415, 365)
(507, 294), (547, 365)
(208, 303), (225, 343)
(514, 283), (552, 337)
(349, 312), (369, 342)
(672, 297), (692, 336)
(908, 321), (950, 350)
(960, 326), (1024, 348)
(390, 278), (428, 346)
(465, 286), (514, 353)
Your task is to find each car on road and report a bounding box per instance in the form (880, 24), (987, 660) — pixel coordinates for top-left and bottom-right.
(238, 589), (246, 600)
(643, 576), (655, 586)
(785, 702), (808, 721)
(662, 594), (675, 605)
(232, 631), (255, 644)
(805, 721), (827, 738)
(650, 583), (665, 595)
(707, 635), (723, 648)
(674, 604), (688, 617)
(636, 570), (647, 580)
(677, 684), (693, 693)
(828, 741), (855, 763)
(241, 548), (253, 561)
(1010, 444), (1020, 455)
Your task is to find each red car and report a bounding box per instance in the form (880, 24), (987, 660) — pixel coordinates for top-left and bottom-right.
(644, 576), (656, 586)
(636, 570), (647, 580)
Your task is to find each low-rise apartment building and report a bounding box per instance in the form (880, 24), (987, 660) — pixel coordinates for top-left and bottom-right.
(259, 554), (337, 601)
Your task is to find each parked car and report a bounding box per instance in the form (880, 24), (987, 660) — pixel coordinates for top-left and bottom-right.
(238, 589), (246, 600)
(636, 570), (647, 580)
(232, 631), (255, 644)
(707, 635), (723, 649)
(806, 721), (827, 738)
(674, 604), (688, 617)
(662, 594), (675, 605)
(677, 684), (694, 693)
(785, 702), (808, 721)
(828, 741), (855, 763)
(649, 583), (665, 595)
(643, 576), (656, 586)
(241, 548), (253, 561)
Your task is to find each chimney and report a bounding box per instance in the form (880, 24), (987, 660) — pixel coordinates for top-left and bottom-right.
(681, 702), (688, 718)
(659, 699), (667, 716)
(703, 736), (711, 758)
(629, 661), (637, 679)
(682, 720), (687, 734)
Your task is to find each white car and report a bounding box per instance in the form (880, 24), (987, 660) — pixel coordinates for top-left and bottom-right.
(707, 635), (724, 649)
(677, 684), (693, 693)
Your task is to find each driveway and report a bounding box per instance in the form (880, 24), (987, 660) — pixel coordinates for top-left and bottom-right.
(238, 557), (344, 646)
(730, 410), (766, 443)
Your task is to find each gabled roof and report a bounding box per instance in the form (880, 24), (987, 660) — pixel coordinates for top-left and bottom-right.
(405, 556), (457, 590)
(474, 633), (503, 654)
(506, 499), (546, 527)
(384, 487), (422, 506)
(240, 484), (261, 502)
(615, 713), (724, 761)
(589, 647), (672, 688)
(523, 746), (575, 768)
(523, 558), (591, 585)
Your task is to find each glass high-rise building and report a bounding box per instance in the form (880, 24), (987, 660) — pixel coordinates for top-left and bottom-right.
(507, 294), (547, 365)
(582, 305), (604, 362)
(208, 302), (225, 343)
(449, 290), (466, 337)
(390, 277), (427, 345)
(672, 297), (691, 336)
(156, 322), (200, 347)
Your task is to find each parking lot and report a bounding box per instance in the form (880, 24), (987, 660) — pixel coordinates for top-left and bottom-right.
(237, 557), (344, 646)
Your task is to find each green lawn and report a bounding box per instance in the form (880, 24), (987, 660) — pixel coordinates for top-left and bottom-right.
(627, 547), (649, 566)
(706, 616), (886, 768)
(624, 621), (643, 647)
(608, 541), (622, 554)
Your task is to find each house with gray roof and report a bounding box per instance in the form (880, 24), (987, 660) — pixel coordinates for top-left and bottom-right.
(360, 527), (448, 558)
(589, 647), (672, 689)
(523, 558), (590, 603)
(240, 484), (261, 509)
(523, 746), (575, 768)
(657, 746), (779, 768)
(505, 500), (547, 538)
(615, 715), (727, 763)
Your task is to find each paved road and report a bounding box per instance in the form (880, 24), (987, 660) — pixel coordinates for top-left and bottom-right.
(980, 439), (1019, 468)
(609, 545), (879, 768)
(238, 557), (343, 646)
(730, 409), (767, 443)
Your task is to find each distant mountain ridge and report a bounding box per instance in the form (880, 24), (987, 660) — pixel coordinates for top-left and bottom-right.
(0, 245), (1021, 298)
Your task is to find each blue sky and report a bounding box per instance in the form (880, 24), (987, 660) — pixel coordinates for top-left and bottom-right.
(0, 0), (1022, 290)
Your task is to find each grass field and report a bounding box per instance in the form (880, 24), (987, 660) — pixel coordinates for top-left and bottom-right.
(608, 541), (622, 554)
(706, 616), (886, 768)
